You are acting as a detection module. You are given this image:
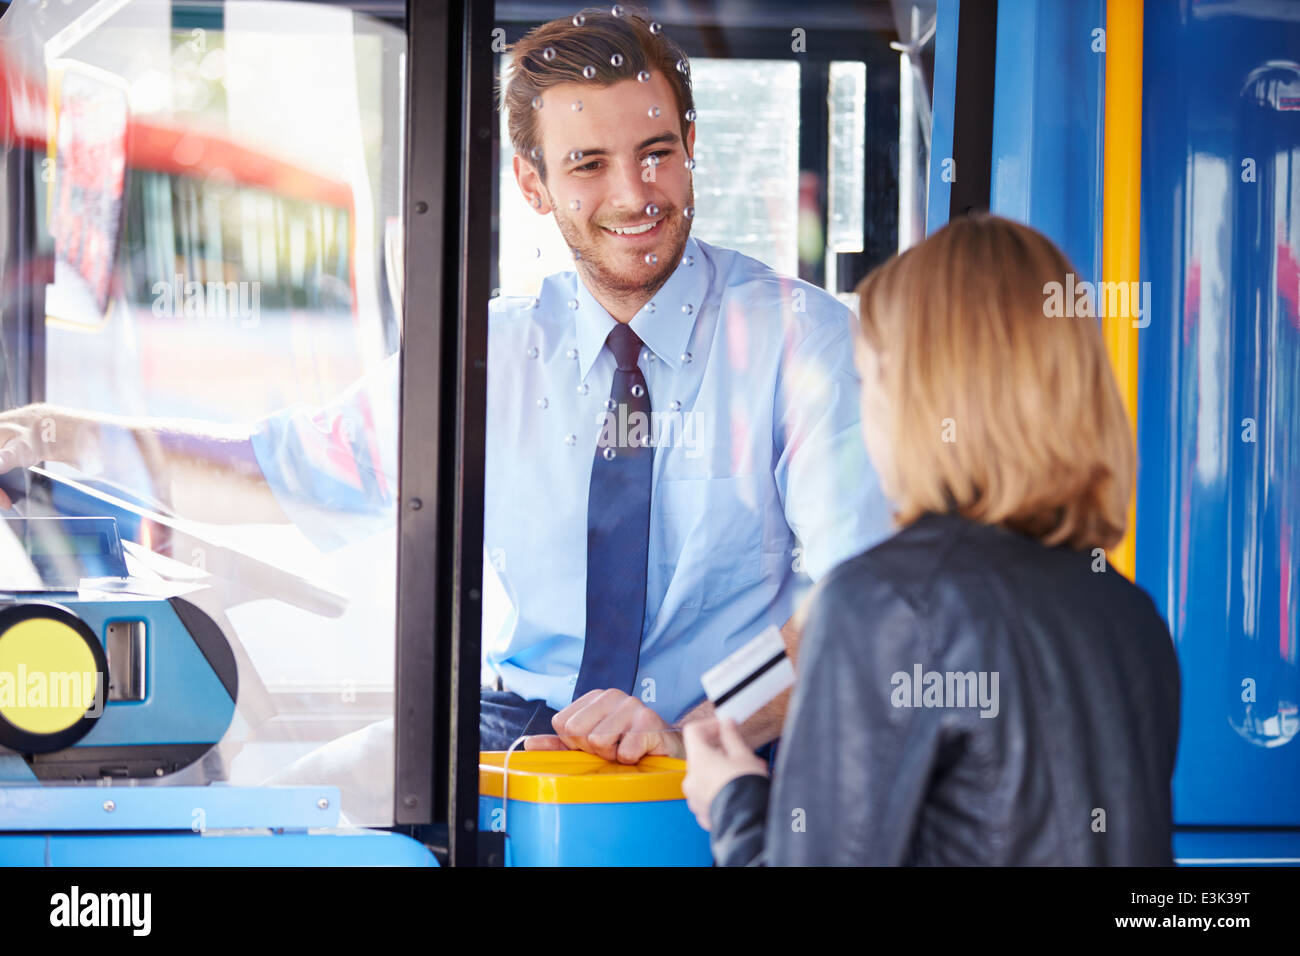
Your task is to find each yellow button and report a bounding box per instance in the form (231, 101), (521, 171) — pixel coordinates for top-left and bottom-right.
(0, 617), (101, 735)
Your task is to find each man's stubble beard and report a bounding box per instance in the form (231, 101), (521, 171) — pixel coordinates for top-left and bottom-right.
(546, 181), (695, 302)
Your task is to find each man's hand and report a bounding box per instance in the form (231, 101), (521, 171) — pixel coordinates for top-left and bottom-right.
(0, 404), (84, 509)
(523, 688), (684, 764)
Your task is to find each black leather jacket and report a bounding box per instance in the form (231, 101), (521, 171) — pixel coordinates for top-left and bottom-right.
(709, 512), (1181, 866)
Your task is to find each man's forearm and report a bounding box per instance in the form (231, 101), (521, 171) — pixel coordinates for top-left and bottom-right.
(43, 407), (286, 524)
(680, 614), (804, 748)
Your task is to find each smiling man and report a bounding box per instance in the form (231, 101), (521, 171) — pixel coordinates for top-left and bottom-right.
(0, 6), (893, 769)
(479, 7), (893, 759)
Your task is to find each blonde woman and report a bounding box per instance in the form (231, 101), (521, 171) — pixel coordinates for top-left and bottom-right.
(682, 215), (1181, 865)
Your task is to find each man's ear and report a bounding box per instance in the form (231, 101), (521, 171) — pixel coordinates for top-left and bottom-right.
(512, 151), (551, 214)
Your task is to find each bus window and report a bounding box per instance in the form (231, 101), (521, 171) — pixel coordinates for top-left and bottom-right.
(1, 0), (406, 826)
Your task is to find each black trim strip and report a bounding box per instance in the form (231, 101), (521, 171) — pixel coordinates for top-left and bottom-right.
(394, 0), (450, 829)
(948, 0), (998, 218)
(448, 0), (494, 869)
(168, 597), (238, 704)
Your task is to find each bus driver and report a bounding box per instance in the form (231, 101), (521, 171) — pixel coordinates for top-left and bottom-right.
(0, 8), (892, 760)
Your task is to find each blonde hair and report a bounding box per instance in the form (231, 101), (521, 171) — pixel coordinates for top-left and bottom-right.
(853, 214), (1133, 550)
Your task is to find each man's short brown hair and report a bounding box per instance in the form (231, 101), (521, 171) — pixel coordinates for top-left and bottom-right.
(852, 214), (1135, 551)
(499, 6), (695, 183)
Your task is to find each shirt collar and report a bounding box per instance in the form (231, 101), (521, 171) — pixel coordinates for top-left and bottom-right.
(572, 235), (710, 381)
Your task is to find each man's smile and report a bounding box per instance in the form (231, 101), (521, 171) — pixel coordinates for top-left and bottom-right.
(601, 216), (666, 240)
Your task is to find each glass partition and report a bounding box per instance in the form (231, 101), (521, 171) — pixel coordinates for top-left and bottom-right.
(1, 0), (405, 827)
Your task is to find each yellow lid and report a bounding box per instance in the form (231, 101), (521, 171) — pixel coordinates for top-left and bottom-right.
(479, 751), (688, 804)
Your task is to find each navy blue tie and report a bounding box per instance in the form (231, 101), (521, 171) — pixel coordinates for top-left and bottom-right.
(575, 323), (653, 698)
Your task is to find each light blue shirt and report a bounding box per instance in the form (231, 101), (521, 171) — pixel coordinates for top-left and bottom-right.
(483, 235), (891, 720)
(251, 235), (893, 723)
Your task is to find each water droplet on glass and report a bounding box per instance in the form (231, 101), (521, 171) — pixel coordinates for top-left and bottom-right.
(526, 346), (539, 359)
(537, 397), (549, 409)
(565, 433), (577, 446)
(631, 384), (645, 398)
(490, 287), (500, 298)
(611, 4), (625, 16)
(637, 70), (651, 83)
(644, 253), (657, 265)
(644, 203), (659, 217)
(531, 196), (541, 208)
(645, 351), (657, 363)
(569, 199), (581, 211)
(573, 248), (582, 260)
(683, 255), (694, 266)
(577, 383), (589, 395)
(685, 108), (697, 122)
(530, 146), (543, 160)
(582, 65), (596, 80)
(676, 59), (689, 74)
(643, 301), (656, 313)
(572, 13), (585, 26)
(569, 149), (584, 162)
(682, 303), (693, 315)
(685, 157), (696, 171)
(610, 53), (624, 67)
(605, 398), (616, 411)
(603, 447), (617, 460)
(648, 105), (661, 118)
(571, 100), (583, 111)
(543, 47), (556, 61)
(681, 351), (693, 364)
(530, 297), (540, 309)
(684, 206), (695, 219)
(650, 21), (663, 34)
(669, 400), (682, 412)
(532, 96), (543, 110)
(568, 298), (579, 309)
(533, 247), (542, 259)
(565, 347), (578, 359)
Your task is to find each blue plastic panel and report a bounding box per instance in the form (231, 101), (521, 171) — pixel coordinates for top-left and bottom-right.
(989, 0), (1105, 278)
(0, 785), (339, 830)
(1174, 831), (1300, 867)
(0, 830), (436, 866)
(1138, 2), (1300, 828)
(479, 795), (711, 867)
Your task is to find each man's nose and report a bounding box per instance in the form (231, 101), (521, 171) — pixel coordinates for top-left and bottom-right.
(605, 157), (660, 218)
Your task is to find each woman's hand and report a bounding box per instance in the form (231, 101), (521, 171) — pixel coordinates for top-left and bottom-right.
(682, 717), (769, 831)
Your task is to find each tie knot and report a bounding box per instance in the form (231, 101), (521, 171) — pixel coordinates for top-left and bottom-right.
(606, 323), (644, 371)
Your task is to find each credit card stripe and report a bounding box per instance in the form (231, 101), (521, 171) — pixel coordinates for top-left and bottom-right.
(713, 650), (789, 708)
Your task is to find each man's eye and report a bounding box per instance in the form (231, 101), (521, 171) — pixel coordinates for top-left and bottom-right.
(644, 150), (671, 164)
